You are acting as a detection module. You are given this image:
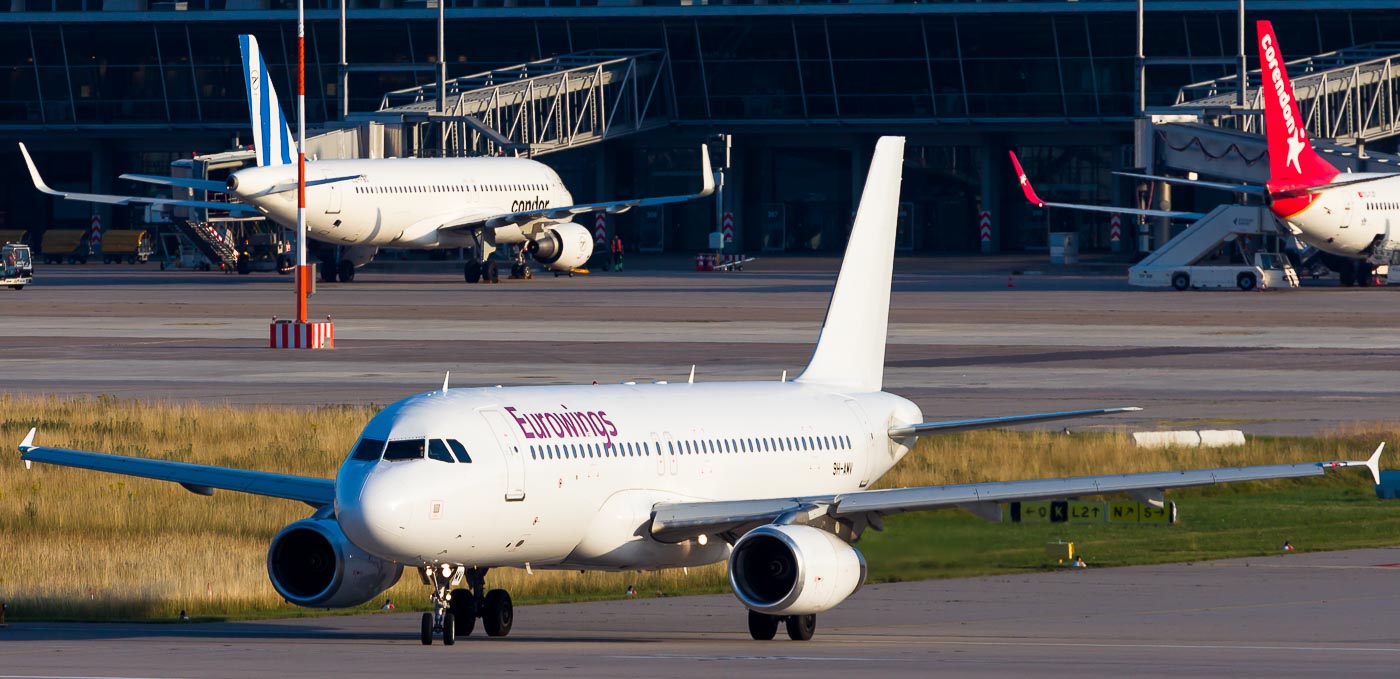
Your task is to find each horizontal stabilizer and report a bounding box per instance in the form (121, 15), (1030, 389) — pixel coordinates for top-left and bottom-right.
(888, 407), (1142, 438)
(120, 174), (229, 193)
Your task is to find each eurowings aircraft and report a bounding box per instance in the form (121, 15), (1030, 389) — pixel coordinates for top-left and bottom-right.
(19, 137), (1383, 645)
(1010, 20), (1400, 287)
(20, 35), (713, 284)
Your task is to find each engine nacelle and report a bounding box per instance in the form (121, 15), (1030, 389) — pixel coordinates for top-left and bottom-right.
(529, 222), (593, 271)
(728, 524), (866, 616)
(267, 518), (402, 608)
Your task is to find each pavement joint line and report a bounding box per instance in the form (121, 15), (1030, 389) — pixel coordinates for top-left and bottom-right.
(605, 655), (917, 663)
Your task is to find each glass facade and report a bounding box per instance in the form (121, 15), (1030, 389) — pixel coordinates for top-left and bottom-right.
(4, 4), (1399, 251)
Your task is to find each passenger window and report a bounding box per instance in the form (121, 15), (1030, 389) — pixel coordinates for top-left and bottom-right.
(446, 439), (473, 463)
(428, 439), (455, 463)
(383, 439), (426, 461)
(351, 438), (386, 461)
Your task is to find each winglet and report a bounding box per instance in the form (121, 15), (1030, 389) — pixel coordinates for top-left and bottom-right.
(1007, 151), (1046, 208)
(1366, 442), (1385, 486)
(699, 144), (715, 197)
(1319, 442), (1384, 485)
(20, 427), (36, 469)
(18, 143), (62, 197)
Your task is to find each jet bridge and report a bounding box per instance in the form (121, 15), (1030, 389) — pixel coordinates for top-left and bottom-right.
(350, 50), (675, 159)
(1154, 42), (1400, 182)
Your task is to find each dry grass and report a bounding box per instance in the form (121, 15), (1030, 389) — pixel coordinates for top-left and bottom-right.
(1, 394), (1389, 620)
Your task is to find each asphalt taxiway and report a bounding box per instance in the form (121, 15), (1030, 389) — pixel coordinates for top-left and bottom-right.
(4, 547), (1399, 677)
(1, 262), (1397, 435)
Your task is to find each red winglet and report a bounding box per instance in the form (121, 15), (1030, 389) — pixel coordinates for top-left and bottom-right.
(1007, 151), (1046, 207)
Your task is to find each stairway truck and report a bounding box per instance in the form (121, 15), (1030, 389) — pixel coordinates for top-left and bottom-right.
(99, 230), (154, 264)
(39, 229), (89, 265)
(0, 244), (33, 290)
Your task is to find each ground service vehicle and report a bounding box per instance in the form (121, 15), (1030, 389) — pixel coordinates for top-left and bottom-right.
(2, 244), (34, 290)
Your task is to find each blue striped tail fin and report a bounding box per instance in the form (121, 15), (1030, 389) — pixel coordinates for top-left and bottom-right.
(238, 35), (295, 167)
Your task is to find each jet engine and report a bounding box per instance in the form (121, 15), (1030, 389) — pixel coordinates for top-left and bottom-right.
(727, 524), (867, 616)
(267, 517), (402, 608)
(528, 222), (593, 272)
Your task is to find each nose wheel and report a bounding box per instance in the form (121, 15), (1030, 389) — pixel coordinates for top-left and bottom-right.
(419, 565), (514, 645)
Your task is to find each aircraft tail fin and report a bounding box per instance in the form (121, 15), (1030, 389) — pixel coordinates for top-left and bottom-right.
(1257, 20), (1338, 188)
(238, 34), (295, 168)
(795, 136), (905, 393)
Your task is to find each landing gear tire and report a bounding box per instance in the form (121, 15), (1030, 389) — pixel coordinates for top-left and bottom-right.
(747, 610), (779, 640)
(1171, 272), (1190, 291)
(785, 614), (817, 641)
(464, 260), (481, 284)
(421, 612), (434, 646)
(1236, 272), (1257, 291)
(441, 612), (457, 646)
(482, 589), (514, 637)
(485, 261), (500, 284)
(321, 263), (337, 283)
(1339, 264), (1357, 287)
(337, 259), (355, 283)
(449, 589), (476, 638)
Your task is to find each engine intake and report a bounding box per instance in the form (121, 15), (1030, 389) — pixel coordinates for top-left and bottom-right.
(529, 222), (593, 272)
(728, 524), (866, 616)
(267, 517), (402, 608)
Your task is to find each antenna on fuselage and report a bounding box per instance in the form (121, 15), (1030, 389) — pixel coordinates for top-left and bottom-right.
(442, 371), (450, 393)
(688, 365), (695, 384)
(781, 370), (787, 382)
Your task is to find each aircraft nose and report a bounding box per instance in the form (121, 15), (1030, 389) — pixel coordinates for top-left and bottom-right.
(336, 465), (420, 558)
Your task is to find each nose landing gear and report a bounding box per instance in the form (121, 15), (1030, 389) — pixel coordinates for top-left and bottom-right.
(420, 565), (514, 645)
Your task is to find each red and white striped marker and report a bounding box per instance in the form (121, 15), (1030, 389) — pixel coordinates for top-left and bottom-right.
(270, 318), (335, 349)
(978, 211), (992, 253)
(90, 214), (103, 255)
(594, 213), (607, 245)
(1110, 212), (1122, 242)
(722, 211), (734, 243)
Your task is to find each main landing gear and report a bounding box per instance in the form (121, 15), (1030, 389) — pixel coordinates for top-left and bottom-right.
(420, 565), (514, 645)
(747, 610), (817, 641)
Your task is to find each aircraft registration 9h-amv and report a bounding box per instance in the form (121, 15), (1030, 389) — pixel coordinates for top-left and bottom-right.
(19, 137), (1383, 645)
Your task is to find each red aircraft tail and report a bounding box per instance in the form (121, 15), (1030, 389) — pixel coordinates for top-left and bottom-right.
(1257, 20), (1339, 196)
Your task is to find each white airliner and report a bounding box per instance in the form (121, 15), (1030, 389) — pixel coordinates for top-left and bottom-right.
(1010, 20), (1400, 287)
(19, 137), (1382, 645)
(19, 35), (713, 284)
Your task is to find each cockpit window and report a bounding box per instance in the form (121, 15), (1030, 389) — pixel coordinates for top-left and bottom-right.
(351, 438), (386, 461)
(428, 439), (455, 463)
(446, 439), (472, 463)
(383, 439), (426, 461)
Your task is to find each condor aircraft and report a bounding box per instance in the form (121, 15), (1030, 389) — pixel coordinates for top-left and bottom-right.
(20, 35), (713, 284)
(19, 137), (1382, 644)
(1011, 21), (1400, 287)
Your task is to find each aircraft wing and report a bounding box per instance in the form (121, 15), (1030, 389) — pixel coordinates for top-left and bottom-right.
(649, 444), (1383, 543)
(887, 407), (1142, 437)
(443, 145), (715, 233)
(21, 143), (258, 215)
(1009, 150), (1204, 220)
(17, 429), (334, 507)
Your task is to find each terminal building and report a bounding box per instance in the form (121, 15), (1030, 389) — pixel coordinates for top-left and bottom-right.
(4, 1), (1400, 256)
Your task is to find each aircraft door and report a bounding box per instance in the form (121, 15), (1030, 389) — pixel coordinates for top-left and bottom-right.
(663, 432), (677, 476)
(481, 410), (526, 501)
(327, 184), (342, 214)
(651, 433), (664, 475)
(1341, 199), (1353, 228)
(844, 400), (875, 488)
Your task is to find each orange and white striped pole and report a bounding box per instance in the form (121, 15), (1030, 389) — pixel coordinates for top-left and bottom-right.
(295, 0), (309, 323)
